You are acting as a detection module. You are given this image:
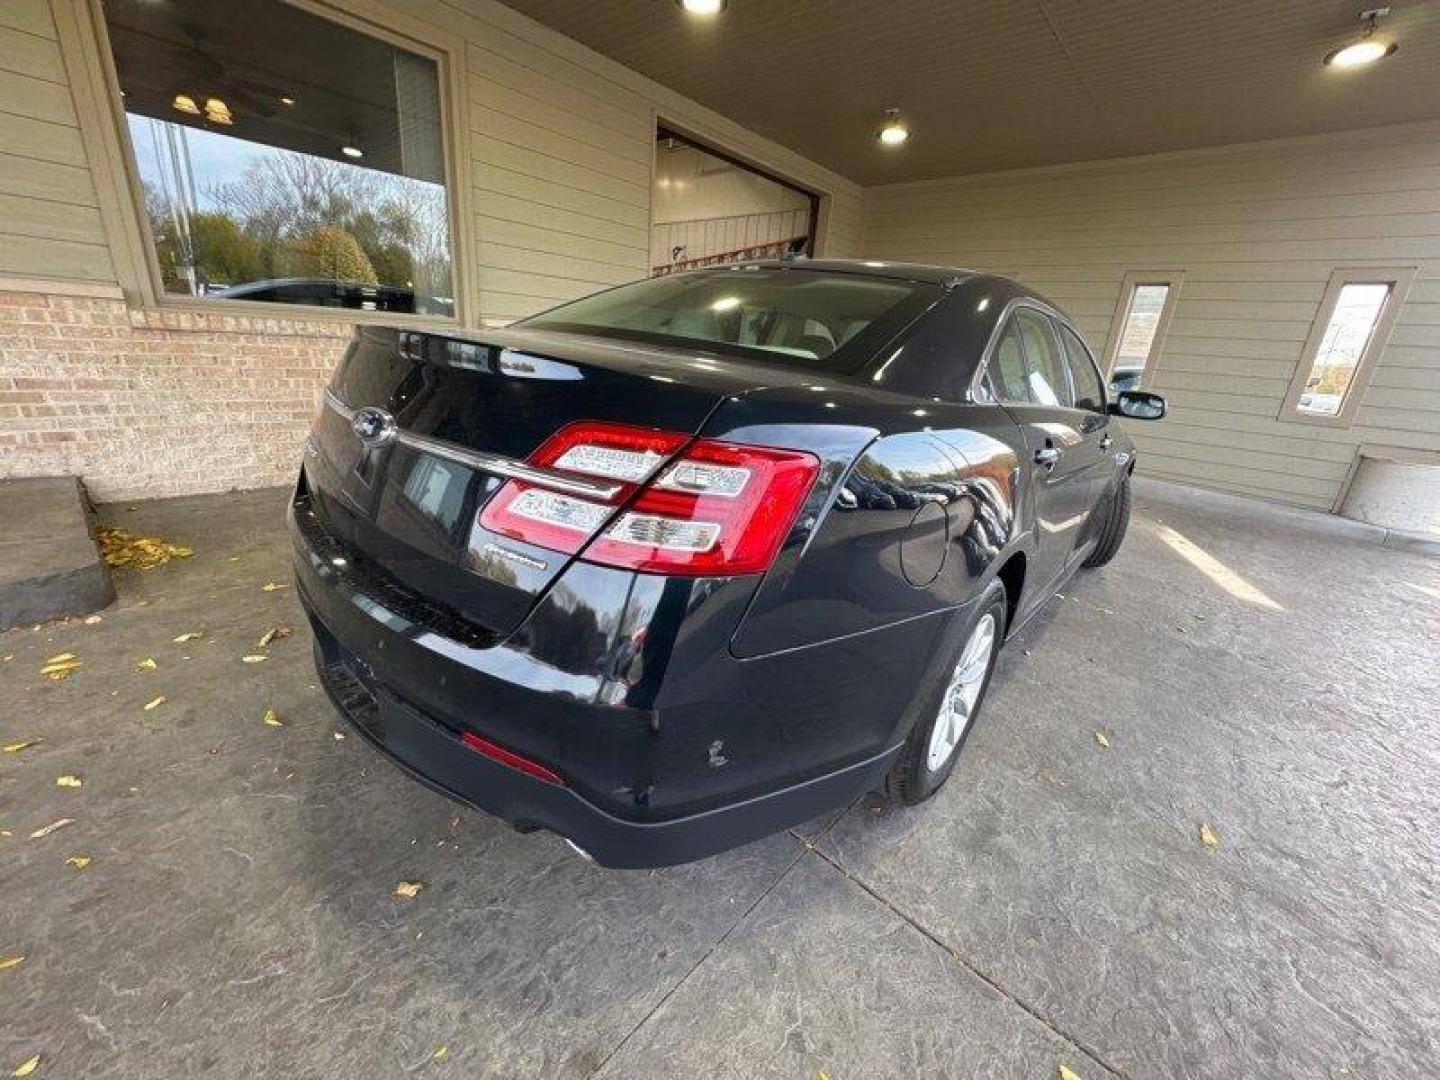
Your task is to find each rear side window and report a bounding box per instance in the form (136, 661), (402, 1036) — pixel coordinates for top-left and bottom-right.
(1009, 309), (1073, 407)
(1057, 322), (1106, 414)
(987, 320), (1030, 403)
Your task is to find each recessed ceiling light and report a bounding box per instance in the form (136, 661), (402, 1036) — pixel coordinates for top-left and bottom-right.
(279, 95), (296, 106)
(341, 145), (363, 159)
(877, 108), (909, 147)
(204, 97), (232, 125)
(678, 0), (724, 13)
(1325, 7), (1398, 68)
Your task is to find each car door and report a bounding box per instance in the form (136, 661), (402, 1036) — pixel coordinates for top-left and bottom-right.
(1052, 317), (1116, 518)
(984, 307), (1093, 595)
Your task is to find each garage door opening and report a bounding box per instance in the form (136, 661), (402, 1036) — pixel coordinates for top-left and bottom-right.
(651, 127), (817, 276)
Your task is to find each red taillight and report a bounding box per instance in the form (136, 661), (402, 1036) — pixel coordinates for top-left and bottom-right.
(479, 422), (687, 554)
(461, 731), (563, 786)
(586, 440), (819, 574)
(478, 421), (820, 577)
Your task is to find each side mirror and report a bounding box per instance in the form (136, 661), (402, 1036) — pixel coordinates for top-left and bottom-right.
(1109, 390), (1166, 421)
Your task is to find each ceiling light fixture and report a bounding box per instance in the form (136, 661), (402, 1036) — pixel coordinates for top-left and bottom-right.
(203, 97), (233, 125)
(171, 93), (200, 116)
(678, 0), (725, 14)
(341, 144), (364, 159)
(877, 108), (909, 147)
(1324, 7), (1398, 68)
(279, 94), (296, 106)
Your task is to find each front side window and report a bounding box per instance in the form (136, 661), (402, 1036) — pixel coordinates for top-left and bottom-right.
(103, 0), (454, 317)
(1057, 323), (1106, 414)
(520, 268), (941, 373)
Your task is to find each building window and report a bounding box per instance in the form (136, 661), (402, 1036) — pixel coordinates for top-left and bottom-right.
(1281, 268), (1415, 427)
(1104, 272), (1183, 392)
(101, 0), (455, 318)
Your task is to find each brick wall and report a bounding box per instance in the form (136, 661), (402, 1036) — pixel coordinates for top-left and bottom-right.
(0, 291), (352, 502)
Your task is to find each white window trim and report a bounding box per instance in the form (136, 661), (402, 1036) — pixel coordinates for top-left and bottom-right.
(1102, 271), (1185, 388)
(55, 0), (473, 328)
(1279, 266), (1417, 429)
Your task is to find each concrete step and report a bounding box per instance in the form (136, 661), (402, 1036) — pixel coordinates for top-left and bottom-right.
(0, 477), (115, 630)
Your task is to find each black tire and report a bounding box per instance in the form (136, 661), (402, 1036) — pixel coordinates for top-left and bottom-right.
(883, 580), (1008, 806)
(1082, 473), (1131, 569)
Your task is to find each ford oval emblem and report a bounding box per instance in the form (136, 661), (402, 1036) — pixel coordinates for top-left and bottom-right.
(351, 406), (397, 448)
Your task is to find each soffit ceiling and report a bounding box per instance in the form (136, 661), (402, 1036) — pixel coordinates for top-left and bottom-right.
(500, 0), (1440, 185)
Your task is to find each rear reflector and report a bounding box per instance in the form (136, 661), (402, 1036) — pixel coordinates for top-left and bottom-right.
(460, 731), (563, 786)
(478, 421), (820, 577)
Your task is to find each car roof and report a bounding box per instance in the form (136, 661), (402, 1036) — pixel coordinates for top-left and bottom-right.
(726, 258), (988, 288)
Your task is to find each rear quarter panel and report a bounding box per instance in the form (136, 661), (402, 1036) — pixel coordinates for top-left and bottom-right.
(709, 386), (1026, 658)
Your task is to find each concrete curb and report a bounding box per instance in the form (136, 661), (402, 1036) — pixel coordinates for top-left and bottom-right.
(0, 476), (115, 631)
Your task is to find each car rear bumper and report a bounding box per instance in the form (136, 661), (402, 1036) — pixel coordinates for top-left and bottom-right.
(290, 493), (906, 868)
(308, 620), (896, 867)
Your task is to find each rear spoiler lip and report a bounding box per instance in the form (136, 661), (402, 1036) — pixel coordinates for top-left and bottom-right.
(322, 388), (625, 501)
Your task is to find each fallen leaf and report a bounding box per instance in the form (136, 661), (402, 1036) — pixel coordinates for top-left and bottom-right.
(242, 654), (269, 664)
(432, 1046), (449, 1061)
(83, 614), (103, 625)
(172, 632), (202, 643)
(3, 739), (41, 754)
(65, 854), (92, 870)
(0, 830), (10, 838)
(135, 657), (157, 671)
(227, 556), (240, 562)
(257, 625), (293, 647)
(2, 654), (12, 662)
(1199, 823), (1220, 850)
(332, 731), (346, 741)
(260, 581), (288, 592)
(97, 526), (193, 570)
(13, 1054), (40, 1078)
(55, 775), (83, 789)
(394, 880), (424, 899)
(0, 955), (23, 972)
(142, 696), (166, 711)
(1094, 731), (1111, 748)
(262, 708), (283, 728)
(1059, 1067), (1084, 1080)
(29, 818), (75, 840)
(45, 653), (76, 664)
(39, 659), (81, 676)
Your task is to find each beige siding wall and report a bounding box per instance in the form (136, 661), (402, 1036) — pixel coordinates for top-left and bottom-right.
(0, 0), (861, 500)
(863, 124), (1440, 511)
(0, 1), (110, 282)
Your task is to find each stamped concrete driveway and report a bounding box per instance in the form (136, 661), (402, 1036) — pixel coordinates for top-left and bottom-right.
(2, 479), (1437, 1078)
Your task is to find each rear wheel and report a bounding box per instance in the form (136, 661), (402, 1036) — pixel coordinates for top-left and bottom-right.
(884, 580), (1007, 805)
(1082, 473), (1131, 568)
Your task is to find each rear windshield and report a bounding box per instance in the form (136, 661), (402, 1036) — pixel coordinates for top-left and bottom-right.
(518, 266), (941, 373)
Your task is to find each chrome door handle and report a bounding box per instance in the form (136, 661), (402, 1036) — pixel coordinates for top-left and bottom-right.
(1034, 445), (1061, 470)
(1099, 433), (1113, 451)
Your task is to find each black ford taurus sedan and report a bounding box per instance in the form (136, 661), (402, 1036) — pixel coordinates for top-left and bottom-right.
(291, 260), (1166, 867)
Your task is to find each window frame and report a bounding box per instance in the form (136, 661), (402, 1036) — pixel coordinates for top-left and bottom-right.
(60, 0), (472, 328)
(1279, 266), (1417, 429)
(1102, 271), (1184, 389)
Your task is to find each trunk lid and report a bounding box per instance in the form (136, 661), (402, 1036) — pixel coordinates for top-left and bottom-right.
(305, 325), (812, 637)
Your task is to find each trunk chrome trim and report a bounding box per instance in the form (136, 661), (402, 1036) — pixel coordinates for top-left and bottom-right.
(323, 389), (626, 501)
